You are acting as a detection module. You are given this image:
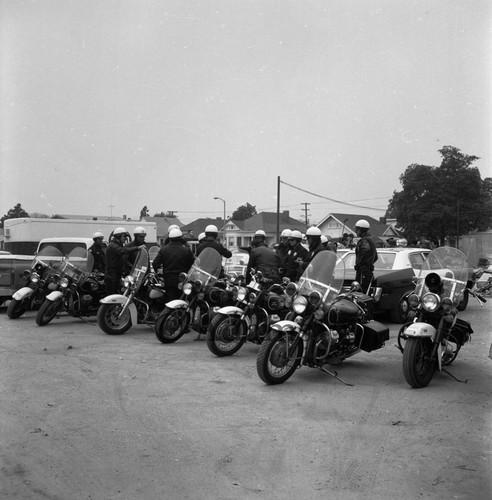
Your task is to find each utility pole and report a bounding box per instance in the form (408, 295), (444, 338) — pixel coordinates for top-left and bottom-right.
(301, 202), (310, 227)
(108, 204), (114, 219)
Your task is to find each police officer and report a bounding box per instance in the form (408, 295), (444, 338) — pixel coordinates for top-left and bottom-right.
(89, 231), (107, 273)
(196, 224), (232, 259)
(245, 230), (281, 283)
(105, 227), (144, 294)
(284, 230), (308, 282)
(152, 228), (195, 302)
(354, 219), (378, 293)
(276, 229), (292, 277)
(304, 227), (327, 262)
(126, 227), (147, 270)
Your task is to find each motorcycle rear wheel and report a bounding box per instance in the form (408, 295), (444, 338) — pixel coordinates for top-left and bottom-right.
(97, 303), (132, 335)
(7, 297), (30, 319)
(402, 337), (436, 388)
(256, 331), (302, 385)
(154, 307), (189, 344)
(36, 299), (62, 326)
(206, 313), (247, 357)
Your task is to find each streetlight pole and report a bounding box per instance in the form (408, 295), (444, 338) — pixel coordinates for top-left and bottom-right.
(213, 196), (226, 241)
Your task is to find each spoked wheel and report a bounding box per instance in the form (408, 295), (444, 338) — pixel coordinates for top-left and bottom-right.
(256, 331), (303, 385)
(36, 300), (62, 326)
(402, 337), (436, 388)
(391, 295), (410, 323)
(206, 313), (247, 357)
(191, 302), (209, 334)
(7, 297), (30, 319)
(441, 334), (461, 366)
(97, 303), (132, 335)
(154, 307), (189, 344)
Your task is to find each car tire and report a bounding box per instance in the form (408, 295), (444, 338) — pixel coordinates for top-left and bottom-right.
(390, 295), (410, 324)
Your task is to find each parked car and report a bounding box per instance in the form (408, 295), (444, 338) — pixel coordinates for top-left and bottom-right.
(339, 248), (431, 323)
(223, 251), (249, 278)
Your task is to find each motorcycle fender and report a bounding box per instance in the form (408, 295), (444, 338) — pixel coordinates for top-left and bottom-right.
(45, 290), (63, 302)
(12, 287), (34, 301)
(270, 320), (300, 333)
(215, 305), (244, 316)
(404, 322), (436, 340)
(165, 299), (188, 309)
(100, 294), (126, 305)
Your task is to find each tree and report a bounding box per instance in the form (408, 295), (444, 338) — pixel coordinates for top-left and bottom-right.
(232, 203), (257, 221)
(139, 205), (149, 220)
(387, 146), (492, 243)
(0, 203), (29, 228)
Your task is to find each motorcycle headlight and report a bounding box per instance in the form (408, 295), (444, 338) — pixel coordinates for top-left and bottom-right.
(286, 282), (298, 297)
(60, 277), (69, 288)
(194, 279), (203, 292)
(236, 286), (247, 302)
(30, 272), (40, 283)
(123, 276), (135, 288)
(183, 282), (193, 295)
(179, 272), (187, 283)
(408, 293), (420, 308)
(308, 290), (322, 307)
(249, 292), (257, 303)
(422, 292), (440, 312)
(293, 295), (308, 314)
(441, 297), (453, 311)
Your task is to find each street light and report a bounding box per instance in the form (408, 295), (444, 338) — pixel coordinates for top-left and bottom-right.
(213, 196), (226, 240)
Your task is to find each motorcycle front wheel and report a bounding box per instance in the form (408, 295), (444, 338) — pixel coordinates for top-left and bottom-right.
(97, 303), (132, 335)
(154, 307), (189, 344)
(402, 337), (436, 388)
(36, 299), (62, 326)
(7, 297), (30, 319)
(256, 331), (302, 385)
(206, 313), (247, 357)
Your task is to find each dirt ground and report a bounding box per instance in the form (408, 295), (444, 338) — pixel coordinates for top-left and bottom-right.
(0, 299), (490, 500)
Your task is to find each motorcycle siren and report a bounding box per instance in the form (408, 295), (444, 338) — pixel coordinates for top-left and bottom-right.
(134, 226), (147, 236)
(205, 224), (218, 234)
(290, 230), (303, 240)
(424, 272), (443, 294)
(281, 229), (292, 238)
(169, 228), (183, 239)
(92, 231), (104, 240)
(198, 232), (206, 242)
(306, 226), (321, 237)
(355, 219), (370, 230)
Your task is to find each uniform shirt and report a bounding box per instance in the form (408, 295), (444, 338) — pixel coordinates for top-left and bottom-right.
(355, 233), (378, 272)
(152, 241), (195, 277)
(246, 243), (281, 283)
(196, 237), (232, 259)
(284, 242), (308, 281)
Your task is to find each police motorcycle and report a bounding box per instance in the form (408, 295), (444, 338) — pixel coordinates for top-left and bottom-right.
(256, 250), (389, 385)
(97, 246), (165, 335)
(154, 247), (223, 343)
(7, 246), (64, 319)
(396, 247), (482, 388)
(35, 250), (106, 326)
(206, 268), (289, 357)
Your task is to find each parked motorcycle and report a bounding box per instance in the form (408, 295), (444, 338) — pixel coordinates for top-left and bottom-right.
(35, 250), (106, 326)
(97, 246), (165, 335)
(256, 251), (389, 385)
(206, 269), (289, 357)
(397, 246), (483, 388)
(154, 247), (223, 343)
(7, 246), (64, 319)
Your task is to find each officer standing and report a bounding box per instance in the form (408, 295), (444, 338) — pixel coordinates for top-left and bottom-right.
(196, 224), (232, 259)
(284, 230), (308, 282)
(89, 231), (107, 273)
(354, 219), (378, 293)
(245, 230), (281, 283)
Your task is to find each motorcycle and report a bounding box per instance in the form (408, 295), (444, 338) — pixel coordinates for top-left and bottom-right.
(256, 251), (389, 385)
(35, 251), (106, 326)
(206, 269), (289, 357)
(397, 246), (483, 388)
(7, 246), (64, 319)
(97, 246), (165, 335)
(154, 247), (223, 343)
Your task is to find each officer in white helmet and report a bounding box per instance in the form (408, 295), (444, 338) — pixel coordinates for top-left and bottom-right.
(89, 231), (107, 273)
(276, 229), (292, 277)
(284, 229), (308, 281)
(196, 224), (232, 259)
(354, 219), (378, 293)
(126, 226), (147, 268)
(245, 229), (281, 283)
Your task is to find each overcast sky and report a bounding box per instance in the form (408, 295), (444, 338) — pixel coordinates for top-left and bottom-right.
(1, 0), (490, 225)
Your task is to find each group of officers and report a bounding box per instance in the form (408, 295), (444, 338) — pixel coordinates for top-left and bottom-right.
(88, 218), (378, 302)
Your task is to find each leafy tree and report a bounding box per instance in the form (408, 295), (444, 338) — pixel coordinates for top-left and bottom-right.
(139, 205), (149, 220)
(387, 146), (492, 242)
(0, 203), (29, 228)
(232, 202), (257, 221)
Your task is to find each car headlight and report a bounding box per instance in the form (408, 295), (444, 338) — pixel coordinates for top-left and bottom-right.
(293, 295), (308, 314)
(422, 292), (440, 312)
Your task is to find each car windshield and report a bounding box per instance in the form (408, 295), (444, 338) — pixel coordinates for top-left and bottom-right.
(374, 252), (396, 270)
(188, 248), (223, 286)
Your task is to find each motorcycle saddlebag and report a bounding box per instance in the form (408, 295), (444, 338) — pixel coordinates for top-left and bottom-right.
(360, 320), (389, 352)
(448, 318), (473, 346)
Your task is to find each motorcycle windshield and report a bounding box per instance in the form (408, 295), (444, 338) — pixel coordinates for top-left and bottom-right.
(129, 247), (150, 289)
(188, 248), (223, 286)
(34, 246), (65, 271)
(416, 246), (469, 300)
(297, 251), (345, 308)
(58, 258), (85, 284)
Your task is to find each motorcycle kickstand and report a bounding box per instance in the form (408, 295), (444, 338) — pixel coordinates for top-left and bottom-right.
(441, 368), (468, 384)
(319, 366), (354, 386)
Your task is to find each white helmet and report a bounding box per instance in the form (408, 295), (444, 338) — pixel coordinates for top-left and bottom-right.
(168, 224), (179, 232)
(355, 219), (370, 229)
(290, 230), (302, 240)
(92, 231), (104, 239)
(134, 226), (146, 235)
(281, 229), (292, 238)
(198, 232), (206, 242)
(205, 224), (218, 233)
(306, 226), (321, 237)
(255, 230), (266, 237)
(113, 227), (127, 236)
(169, 228), (183, 239)
(320, 235), (328, 244)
